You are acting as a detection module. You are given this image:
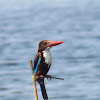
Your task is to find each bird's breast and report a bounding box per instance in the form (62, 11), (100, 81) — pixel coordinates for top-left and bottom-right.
(42, 50), (51, 67)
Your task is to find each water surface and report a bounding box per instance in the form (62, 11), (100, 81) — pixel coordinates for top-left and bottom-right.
(0, 0), (100, 100)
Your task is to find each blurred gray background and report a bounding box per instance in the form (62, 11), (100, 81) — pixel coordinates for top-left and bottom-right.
(0, 0), (100, 100)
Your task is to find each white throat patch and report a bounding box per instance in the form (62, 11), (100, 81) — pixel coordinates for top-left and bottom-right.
(42, 48), (52, 67)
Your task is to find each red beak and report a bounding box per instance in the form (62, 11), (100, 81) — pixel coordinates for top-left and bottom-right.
(49, 41), (63, 47)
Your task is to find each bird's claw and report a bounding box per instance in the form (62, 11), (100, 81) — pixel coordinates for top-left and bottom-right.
(36, 75), (52, 81)
(46, 75), (52, 80)
(39, 75), (44, 79)
(35, 75), (44, 82)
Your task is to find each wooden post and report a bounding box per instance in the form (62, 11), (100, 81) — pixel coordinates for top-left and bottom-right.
(29, 59), (38, 100)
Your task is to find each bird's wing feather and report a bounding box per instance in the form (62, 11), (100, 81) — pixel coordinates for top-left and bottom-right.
(34, 53), (41, 75)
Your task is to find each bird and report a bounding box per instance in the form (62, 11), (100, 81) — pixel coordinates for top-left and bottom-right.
(33, 40), (63, 100)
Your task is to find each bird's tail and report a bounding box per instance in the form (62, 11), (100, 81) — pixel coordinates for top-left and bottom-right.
(39, 80), (48, 100)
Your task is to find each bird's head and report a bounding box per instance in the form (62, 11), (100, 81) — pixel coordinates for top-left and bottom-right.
(38, 40), (63, 52)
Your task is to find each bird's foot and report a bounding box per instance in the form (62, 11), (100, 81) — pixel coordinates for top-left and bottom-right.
(35, 75), (44, 83)
(39, 75), (44, 79)
(45, 75), (52, 80)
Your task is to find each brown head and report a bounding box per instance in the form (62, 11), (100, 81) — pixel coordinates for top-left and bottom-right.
(38, 40), (63, 52)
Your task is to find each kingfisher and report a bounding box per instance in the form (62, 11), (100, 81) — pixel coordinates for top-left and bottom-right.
(33, 40), (63, 100)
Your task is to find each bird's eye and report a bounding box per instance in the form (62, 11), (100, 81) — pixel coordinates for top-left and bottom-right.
(44, 42), (47, 45)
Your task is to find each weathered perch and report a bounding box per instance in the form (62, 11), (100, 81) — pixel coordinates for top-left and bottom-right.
(29, 59), (38, 100)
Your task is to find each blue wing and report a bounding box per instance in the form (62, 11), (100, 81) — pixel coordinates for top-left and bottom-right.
(34, 54), (41, 75)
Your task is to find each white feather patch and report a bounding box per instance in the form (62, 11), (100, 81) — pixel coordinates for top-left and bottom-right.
(42, 48), (52, 67)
